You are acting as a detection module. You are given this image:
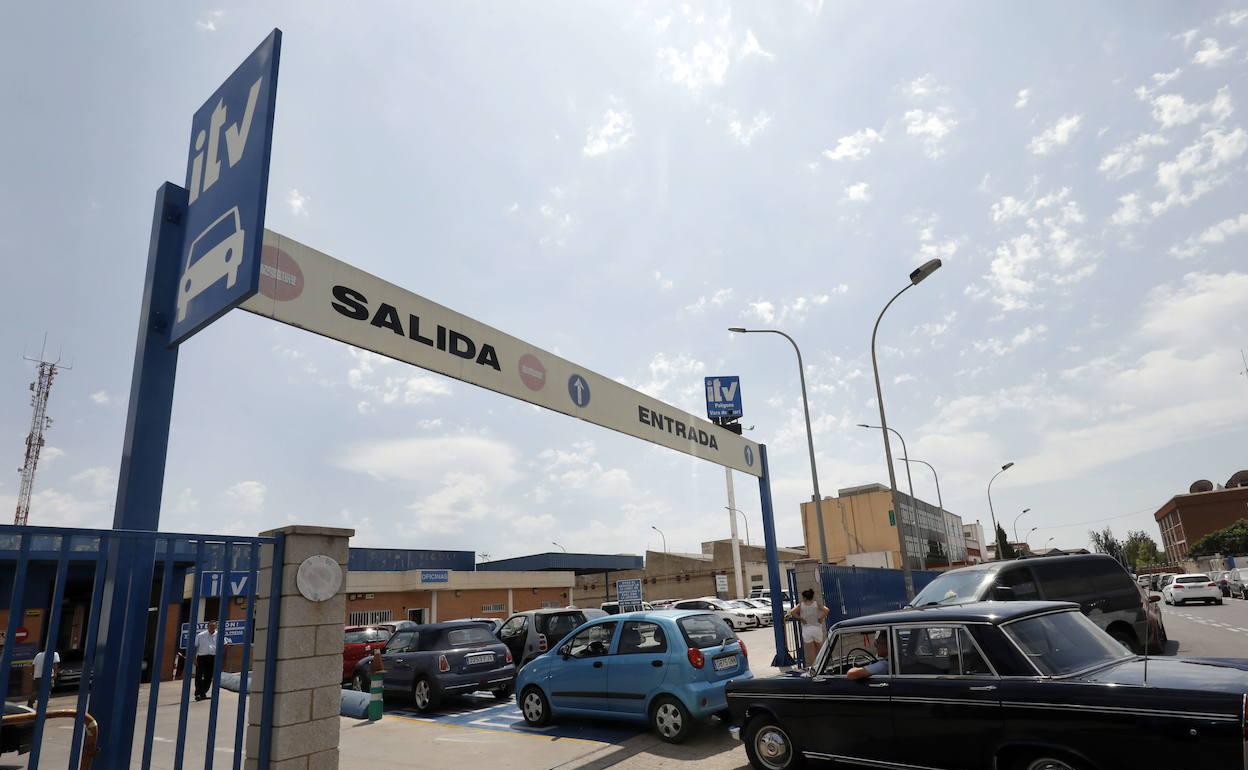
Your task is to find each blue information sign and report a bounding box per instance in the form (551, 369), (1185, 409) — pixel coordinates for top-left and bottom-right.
(199, 570), (253, 598)
(421, 569), (450, 584)
(170, 29), (282, 344)
(180, 620), (248, 648)
(616, 578), (642, 604)
(704, 376), (743, 419)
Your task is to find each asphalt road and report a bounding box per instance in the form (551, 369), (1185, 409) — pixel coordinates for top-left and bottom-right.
(1158, 590), (1248, 658)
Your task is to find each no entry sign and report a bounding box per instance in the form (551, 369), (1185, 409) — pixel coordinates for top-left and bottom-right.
(14, 626), (29, 643)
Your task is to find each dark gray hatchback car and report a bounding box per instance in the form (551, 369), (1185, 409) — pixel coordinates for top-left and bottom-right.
(350, 620), (516, 712)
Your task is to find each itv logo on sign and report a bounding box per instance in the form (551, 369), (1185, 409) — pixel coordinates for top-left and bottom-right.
(704, 376), (743, 419)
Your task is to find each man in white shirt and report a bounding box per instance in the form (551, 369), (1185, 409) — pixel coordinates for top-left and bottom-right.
(28, 649), (60, 707)
(193, 621), (218, 701)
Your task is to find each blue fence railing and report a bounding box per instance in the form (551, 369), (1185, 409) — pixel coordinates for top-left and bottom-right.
(0, 524), (284, 770)
(820, 564), (941, 626)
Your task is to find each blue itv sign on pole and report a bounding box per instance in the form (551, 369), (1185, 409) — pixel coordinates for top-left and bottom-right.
(170, 29), (282, 344)
(704, 376), (743, 420)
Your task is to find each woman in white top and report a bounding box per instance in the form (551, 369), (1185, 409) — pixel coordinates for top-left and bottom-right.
(787, 588), (829, 665)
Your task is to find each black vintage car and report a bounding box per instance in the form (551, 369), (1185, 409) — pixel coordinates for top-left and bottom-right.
(727, 601), (1248, 770)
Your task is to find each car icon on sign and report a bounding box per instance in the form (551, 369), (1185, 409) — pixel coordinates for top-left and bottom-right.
(177, 207), (246, 323)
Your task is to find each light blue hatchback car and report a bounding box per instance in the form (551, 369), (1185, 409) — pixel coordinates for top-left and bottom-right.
(515, 610), (752, 742)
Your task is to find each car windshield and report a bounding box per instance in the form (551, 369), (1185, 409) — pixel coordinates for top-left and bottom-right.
(727, 601), (751, 609)
(445, 626), (495, 646)
(1004, 611), (1131, 676)
(344, 628), (390, 644)
(911, 569), (994, 607)
(678, 614), (736, 648)
(537, 612), (584, 640)
(1176, 575), (1210, 583)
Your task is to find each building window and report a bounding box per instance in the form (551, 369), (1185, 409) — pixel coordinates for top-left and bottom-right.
(481, 603), (505, 613)
(540, 600), (561, 609)
(348, 609), (392, 626)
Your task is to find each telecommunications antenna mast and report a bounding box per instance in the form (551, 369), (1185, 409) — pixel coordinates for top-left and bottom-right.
(14, 337), (69, 526)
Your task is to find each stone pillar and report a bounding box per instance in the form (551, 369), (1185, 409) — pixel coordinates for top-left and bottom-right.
(245, 525), (354, 770)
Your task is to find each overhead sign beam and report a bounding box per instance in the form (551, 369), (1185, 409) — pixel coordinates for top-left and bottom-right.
(242, 231), (763, 477)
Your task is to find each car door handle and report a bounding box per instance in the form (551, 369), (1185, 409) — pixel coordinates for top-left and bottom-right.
(651, 660), (663, 668)
(867, 682), (889, 688)
(969, 685), (996, 691)
(593, 661), (604, 668)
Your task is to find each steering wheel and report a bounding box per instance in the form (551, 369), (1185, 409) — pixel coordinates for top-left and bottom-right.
(845, 646), (878, 664)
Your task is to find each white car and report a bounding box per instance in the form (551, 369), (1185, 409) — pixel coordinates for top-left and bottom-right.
(727, 599), (772, 626)
(178, 207), (246, 322)
(1162, 573), (1223, 606)
(670, 597), (753, 630)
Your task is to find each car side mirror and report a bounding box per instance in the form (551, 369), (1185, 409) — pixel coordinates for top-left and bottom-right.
(1148, 595), (1161, 603)
(559, 644), (571, 659)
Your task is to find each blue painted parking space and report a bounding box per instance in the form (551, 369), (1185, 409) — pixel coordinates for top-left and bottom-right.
(385, 691), (644, 744)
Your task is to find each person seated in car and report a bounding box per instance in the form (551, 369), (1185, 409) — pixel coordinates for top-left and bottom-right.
(847, 630), (890, 680)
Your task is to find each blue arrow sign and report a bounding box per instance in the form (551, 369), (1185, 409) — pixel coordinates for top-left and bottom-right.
(170, 29), (282, 345)
(567, 374), (591, 408)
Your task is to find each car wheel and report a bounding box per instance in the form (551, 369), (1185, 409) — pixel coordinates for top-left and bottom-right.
(520, 686), (551, 727)
(744, 715), (804, 770)
(650, 695), (693, 744)
(492, 683), (514, 700)
(1215, 598), (1223, 605)
(411, 676), (441, 713)
(353, 671), (370, 693)
(1015, 755), (1085, 770)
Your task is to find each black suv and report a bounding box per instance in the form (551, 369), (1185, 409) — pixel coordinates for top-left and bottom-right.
(496, 608), (591, 668)
(909, 554), (1164, 653)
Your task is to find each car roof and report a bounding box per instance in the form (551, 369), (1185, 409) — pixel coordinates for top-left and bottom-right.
(837, 600), (1079, 628)
(942, 553), (1126, 574)
(513, 607), (588, 616)
(399, 620), (495, 633)
(1174, 573), (1211, 578)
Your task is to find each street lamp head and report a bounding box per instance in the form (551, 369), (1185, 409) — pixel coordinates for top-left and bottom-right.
(856, 423), (871, 429)
(909, 258), (943, 286)
(728, 327), (748, 333)
(1022, 507), (1031, 514)
(1001, 462), (1015, 471)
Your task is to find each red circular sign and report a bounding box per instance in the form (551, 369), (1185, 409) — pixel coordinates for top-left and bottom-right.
(518, 354), (546, 391)
(258, 245), (304, 302)
(13, 627), (28, 642)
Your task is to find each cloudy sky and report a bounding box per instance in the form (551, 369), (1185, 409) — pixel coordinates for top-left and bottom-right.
(3, 3), (1247, 562)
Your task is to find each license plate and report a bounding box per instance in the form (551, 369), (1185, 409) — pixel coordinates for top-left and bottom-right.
(714, 655), (738, 672)
(466, 653), (494, 666)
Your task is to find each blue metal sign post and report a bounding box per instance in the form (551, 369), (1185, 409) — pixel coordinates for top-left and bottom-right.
(758, 445), (796, 666)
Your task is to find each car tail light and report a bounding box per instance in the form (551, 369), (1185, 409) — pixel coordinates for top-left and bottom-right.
(538, 634), (548, 653)
(1173, 584), (1184, 589)
(739, 640), (748, 658)
(1206, 583), (1216, 588)
(687, 647), (705, 669)
(504, 647), (513, 664)
(438, 654), (450, 672)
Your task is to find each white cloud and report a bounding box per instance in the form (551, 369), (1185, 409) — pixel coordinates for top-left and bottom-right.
(1150, 126), (1248, 216)
(72, 466), (117, 498)
(89, 390), (110, 405)
(912, 311), (957, 338)
(842, 181), (872, 203)
(893, 373), (916, 385)
(346, 348), (454, 407)
(823, 128), (883, 161)
(628, 353), (706, 406)
(684, 288), (734, 313)
(1027, 114), (1082, 155)
(1140, 271), (1248, 342)
(1169, 212), (1248, 259)
(195, 10), (223, 31)
(583, 108), (635, 157)
(728, 112), (772, 146)
(1015, 88), (1030, 109)
(904, 108), (957, 158)
(1176, 29), (1199, 48)
(338, 435), (520, 486)
(1150, 87), (1232, 129)
(981, 188), (1092, 311)
(654, 270), (674, 290)
(42, 447), (64, 465)
(537, 442), (633, 498)
(746, 290), (844, 325)
(224, 480), (266, 515)
(407, 472), (496, 535)
(1153, 68), (1182, 87)
(904, 74), (946, 99)
(1, 487), (106, 527)
(658, 21), (732, 92)
(1111, 192), (1143, 226)
(1218, 9), (1248, 26)
(972, 324), (1048, 356)
(739, 29), (773, 60)
(1098, 133), (1167, 180)
(174, 487), (200, 516)
(1193, 38), (1236, 67)
(287, 189), (309, 217)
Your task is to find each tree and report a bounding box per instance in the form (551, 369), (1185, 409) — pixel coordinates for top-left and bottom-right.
(1088, 527), (1126, 565)
(1188, 519), (1248, 558)
(1121, 530), (1161, 571)
(995, 524), (1016, 559)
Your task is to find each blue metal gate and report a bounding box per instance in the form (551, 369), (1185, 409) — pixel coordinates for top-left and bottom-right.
(819, 563), (941, 625)
(0, 524), (284, 769)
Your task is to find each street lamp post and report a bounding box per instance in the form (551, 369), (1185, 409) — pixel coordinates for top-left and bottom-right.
(868, 258), (943, 599)
(552, 542), (567, 553)
(728, 327), (831, 565)
(651, 525), (667, 556)
(987, 462), (1014, 560)
(857, 424), (925, 570)
(725, 506), (752, 546)
(1045, 536), (1055, 551)
(1023, 527), (1038, 552)
(1012, 508), (1031, 544)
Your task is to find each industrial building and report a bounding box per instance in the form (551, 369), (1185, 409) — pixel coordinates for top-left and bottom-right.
(799, 483), (967, 571)
(1154, 473), (1248, 562)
